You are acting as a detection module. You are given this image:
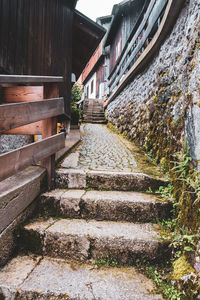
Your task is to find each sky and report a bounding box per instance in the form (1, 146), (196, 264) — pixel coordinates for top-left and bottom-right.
(76, 0), (121, 21)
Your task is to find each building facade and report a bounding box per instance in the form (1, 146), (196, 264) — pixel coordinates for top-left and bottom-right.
(80, 15), (112, 101)
(0, 0), (105, 153)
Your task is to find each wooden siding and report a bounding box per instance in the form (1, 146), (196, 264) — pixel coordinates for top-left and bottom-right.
(72, 10), (106, 80)
(110, 25), (122, 74)
(81, 42), (103, 83)
(109, 0), (145, 74)
(0, 0), (73, 117)
(96, 60), (105, 98)
(106, 0), (185, 106)
(108, 0), (168, 92)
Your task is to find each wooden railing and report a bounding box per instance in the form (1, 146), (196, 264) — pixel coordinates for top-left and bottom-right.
(108, 0), (168, 92)
(106, 0), (185, 106)
(0, 75), (66, 189)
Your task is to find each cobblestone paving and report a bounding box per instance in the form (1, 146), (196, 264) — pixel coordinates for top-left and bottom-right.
(78, 124), (138, 171)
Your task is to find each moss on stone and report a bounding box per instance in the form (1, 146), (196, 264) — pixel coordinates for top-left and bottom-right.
(107, 122), (166, 179)
(153, 94), (158, 103)
(172, 255), (195, 280)
(107, 84), (200, 233)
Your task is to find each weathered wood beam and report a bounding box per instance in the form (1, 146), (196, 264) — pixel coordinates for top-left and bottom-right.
(2, 86), (44, 103)
(0, 133), (65, 182)
(42, 83), (59, 189)
(0, 98), (65, 133)
(0, 75), (63, 83)
(4, 121), (42, 135)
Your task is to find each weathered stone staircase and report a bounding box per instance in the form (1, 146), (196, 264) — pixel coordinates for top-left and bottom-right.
(0, 165), (170, 299)
(83, 99), (106, 123)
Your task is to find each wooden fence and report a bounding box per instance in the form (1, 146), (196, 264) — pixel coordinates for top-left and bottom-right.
(0, 75), (66, 189)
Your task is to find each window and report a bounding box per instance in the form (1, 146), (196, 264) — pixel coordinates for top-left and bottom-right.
(91, 80), (94, 94)
(86, 86), (89, 98)
(116, 40), (121, 60)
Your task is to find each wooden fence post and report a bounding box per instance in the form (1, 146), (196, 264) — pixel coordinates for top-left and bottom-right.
(42, 83), (59, 189)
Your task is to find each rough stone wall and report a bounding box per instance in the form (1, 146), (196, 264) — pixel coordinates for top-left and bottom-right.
(0, 135), (33, 154)
(106, 0), (200, 167)
(0, 86), (33, 154)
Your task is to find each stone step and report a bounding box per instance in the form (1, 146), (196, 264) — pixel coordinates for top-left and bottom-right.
(83, 112), (104, 116)
(84, 108), (104, 111)
(84, 113), (104, 117)
(19, 218), (167, 264)
(83, 119), (106, 124)
(40, 189), (171, 222)
(0, 255), (163, 300)
(88, 109), (104, 112)
(84, 104), (103, 107)
(92, 116), (105, 119)
(83, 112), (104, 117)
(84, 106), (103, 108)
(83, 116), (105, 121)
(84, 116), (105, 120)
(83, 118), (106, 122)
(55, 169), (168, 192)
(84, 107), (103, 110)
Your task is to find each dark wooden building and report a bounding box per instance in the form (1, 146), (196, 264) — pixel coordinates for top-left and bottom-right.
(80, 15), (112, 101)
(0, 0), (105, 117)
(105, 0), (146, 74)
(104, 0), (169, 96)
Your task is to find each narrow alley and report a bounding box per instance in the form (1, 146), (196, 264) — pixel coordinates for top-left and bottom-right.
(0, 0), (199, 299)
(0, 123), (171, 299)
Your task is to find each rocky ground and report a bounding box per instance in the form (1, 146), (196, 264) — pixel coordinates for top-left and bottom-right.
(63, 124), (139, 172)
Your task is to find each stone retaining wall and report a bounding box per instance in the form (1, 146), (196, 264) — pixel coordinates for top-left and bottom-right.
(106, 0), (200, 166)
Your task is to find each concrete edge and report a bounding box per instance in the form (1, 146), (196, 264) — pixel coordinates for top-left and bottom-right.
(0, 129), (80, 267)
(55, 129), (81, 162)
(0, 166), (47, 267)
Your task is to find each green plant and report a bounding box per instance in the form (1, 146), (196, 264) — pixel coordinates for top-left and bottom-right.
(92, 257), (119, 267)
(155, 183), (174, 199)
(85, 184), (92, 191)
(71, 83), (83, 125)
(147, 149), (157, 165)
(146, 187), (153, 194)
(71, 100), (81, 125)
(159, 218), (178, 233)
(163, 285), (183, 300)
(135, 260), (183, 299)
(71, 83), (82, 102)
(171, 149), (192, 180)
(159, 224), (199, 258)
(185, 170), (200, 205)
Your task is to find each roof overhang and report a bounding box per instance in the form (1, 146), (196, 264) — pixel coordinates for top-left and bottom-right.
(65, 0), (78, 9)
(104, 0), (147, 46)
(72, 9), (106, 79)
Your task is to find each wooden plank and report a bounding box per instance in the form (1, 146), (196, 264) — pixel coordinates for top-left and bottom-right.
(2, 86), (43, 103)
(4, 121), (42, 135)
(0, 75), (63, 83)
(0, 98), (65, 133)
(0, 166), (46, 234)
(0, 133), (65, 182)
(42, 83), (59, 189)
